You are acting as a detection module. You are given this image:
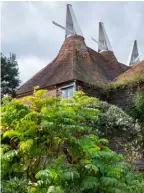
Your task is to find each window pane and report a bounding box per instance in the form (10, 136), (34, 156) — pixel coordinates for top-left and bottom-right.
(62, 89), (68, 98)
(68, 86), (74, 97)
(61, 86), (74, 98)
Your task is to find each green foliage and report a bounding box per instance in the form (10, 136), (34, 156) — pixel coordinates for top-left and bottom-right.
(125, 91), (144, 159)
(1, 89), (144, 193)
(122, 140), (142, 164)
(1, 53), (20, 97)
(47, 186), (64, 193)
(86, 75), (144, 93)
(90, 100), (141, 142)
(131, 91), (144, 123)
(109, 74), (144, 90)
(1, 177), (28, 193)
(90, 100), (143, 167)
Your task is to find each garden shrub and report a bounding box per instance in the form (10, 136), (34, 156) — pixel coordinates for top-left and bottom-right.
(91, 100), (141, 142)
(1, 89), (144, 193)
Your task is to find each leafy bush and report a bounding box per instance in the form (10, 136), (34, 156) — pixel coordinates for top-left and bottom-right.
(1, 177), (28, 193)
(91, 100), (141, 142)
(1, 89), (144, 193)
(131, 91), (144, 123)
(126, 91), (144, 151)
(129, 92), (144, 163)
(86, 100), (143, 166)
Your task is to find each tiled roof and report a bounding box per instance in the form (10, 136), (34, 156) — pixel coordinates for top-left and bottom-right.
(100, 50), (130, 72)
(17, 35), (129, 96)
(116, 60), (144, 82)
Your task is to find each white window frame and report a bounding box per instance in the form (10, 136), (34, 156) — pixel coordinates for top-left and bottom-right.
(58, 82), (76, 98)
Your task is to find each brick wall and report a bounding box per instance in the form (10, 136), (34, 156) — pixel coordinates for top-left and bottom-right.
(106, 82), (144, 109)
(78, 81), (144, 110)
(42, 89), (57, 97)
(77, 82), (106, 101)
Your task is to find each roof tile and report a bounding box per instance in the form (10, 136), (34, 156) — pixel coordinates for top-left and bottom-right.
(17, 35), (129, 96)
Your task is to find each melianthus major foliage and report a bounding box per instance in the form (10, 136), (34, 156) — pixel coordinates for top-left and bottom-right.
(1, 88), (144, 193)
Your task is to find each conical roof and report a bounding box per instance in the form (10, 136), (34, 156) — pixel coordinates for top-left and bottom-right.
(100, 50), (130, 72)
(17, 35), (129, 96)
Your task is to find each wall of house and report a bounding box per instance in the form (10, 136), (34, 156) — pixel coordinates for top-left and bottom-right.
(43, 89), (57, 97)
(77, 81), (144, 110)
(17, 88), (57, 99)
(17, 81), (76, 100)
(106, 82), (144, 109)
(76, 82), (106, 101)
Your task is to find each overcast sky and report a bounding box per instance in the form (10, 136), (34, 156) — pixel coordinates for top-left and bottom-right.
(1, 1), (144, 84)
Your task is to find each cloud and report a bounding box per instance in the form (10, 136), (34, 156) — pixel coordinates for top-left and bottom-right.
(1, 1), (144, 83)
(18, 56), (50, 84)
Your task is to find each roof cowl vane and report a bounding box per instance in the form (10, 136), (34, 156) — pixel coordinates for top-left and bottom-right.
(92, 22), (113, 52)
(127, 40), (142, 66)
(52, 4), (83, 39)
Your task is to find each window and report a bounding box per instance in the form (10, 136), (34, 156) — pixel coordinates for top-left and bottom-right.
(61, 86), (74, 98)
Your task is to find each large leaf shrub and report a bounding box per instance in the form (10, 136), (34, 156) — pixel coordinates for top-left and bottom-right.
(1, 89), (144, 193)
